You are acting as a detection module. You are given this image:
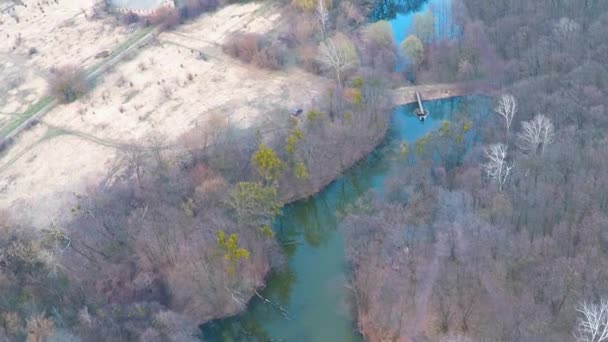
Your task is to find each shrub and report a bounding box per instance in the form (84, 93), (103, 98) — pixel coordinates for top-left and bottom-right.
(344, 87), (363, 106)
(292, 18), (318, 44)
(336, 1), (364, 29)
(252, 144), (284, 184)
(401, 35), (424, 65)
(228, 182), (281, 226)
(147, 7), (180, 31)
(294, 161), (309, 180)
(223, 33), (261, 63)
(26, 118), (39, 129)
(215, 231), (250, 276)
(292, 0), (316, 11)
(306, 109), (324, 122)
(224, 34), (285, 70)
(362, 21), (397, 71)
(253, 44), (284, 70)
(363, 21), (394, 49)
(121, 12), (140, 25)
(0, 137), (13, 153)
(298, 44), (322, 74)
(180, 0), (218, 19)
(49, 65), (88, 103)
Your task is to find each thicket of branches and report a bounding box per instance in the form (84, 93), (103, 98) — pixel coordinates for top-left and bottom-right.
(0, 130), (283, 340)
(1, 43), (395, 342)
(48, 65), (89, 103)
(341, 0), (608, 340)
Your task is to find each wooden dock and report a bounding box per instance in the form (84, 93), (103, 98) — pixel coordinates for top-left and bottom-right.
(414, 91), (428, 121)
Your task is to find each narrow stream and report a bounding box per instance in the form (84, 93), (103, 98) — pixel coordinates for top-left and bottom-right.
(201, 1), (474, 340)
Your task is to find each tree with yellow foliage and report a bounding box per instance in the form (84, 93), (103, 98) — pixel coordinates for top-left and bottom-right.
(292, 0), (330, 12)
(252, 143), (284, 185)
(216, 231), (250, 276)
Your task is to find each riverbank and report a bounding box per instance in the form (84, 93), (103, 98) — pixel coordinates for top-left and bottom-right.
(203, 96), (486, 340)
(342, 96), (492, 341)
(279, 115), (390, 204)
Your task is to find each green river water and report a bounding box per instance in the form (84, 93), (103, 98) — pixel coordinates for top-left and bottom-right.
(203, 96), (491, 341)
(201, 1), (490, 340)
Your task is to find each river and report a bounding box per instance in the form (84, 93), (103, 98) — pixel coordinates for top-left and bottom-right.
(201, 1), (477, 340)
(204, 95), (490, 341)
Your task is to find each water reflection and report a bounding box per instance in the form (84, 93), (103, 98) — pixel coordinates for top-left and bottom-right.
(370, 0), (429, 21)
(201, 97), (494, 341)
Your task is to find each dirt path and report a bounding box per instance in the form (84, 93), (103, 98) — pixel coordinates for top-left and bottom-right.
(391, 81), (492, 105)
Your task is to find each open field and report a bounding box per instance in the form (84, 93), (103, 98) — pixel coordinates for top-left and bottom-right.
(0, 2), (327, 227)
(0, 0), (134, 132)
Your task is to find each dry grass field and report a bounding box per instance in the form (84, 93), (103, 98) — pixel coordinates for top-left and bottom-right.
(0, 0), (133, 125)
(0, 2), (327, 227)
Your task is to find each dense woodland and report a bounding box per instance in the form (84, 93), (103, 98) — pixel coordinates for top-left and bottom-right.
(2, 0), (608, 340)
(343, 0), (608, 340)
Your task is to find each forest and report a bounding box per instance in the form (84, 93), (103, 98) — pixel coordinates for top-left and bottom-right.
(342, 0), (608, 340)
(1, 0), (608, 340)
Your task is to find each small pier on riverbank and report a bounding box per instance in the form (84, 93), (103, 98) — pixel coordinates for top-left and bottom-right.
(414, 91), (429, 121)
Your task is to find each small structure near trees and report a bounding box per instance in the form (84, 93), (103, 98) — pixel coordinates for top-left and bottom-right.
(414, 91), (428, 121)
(108, 0), (175, 16)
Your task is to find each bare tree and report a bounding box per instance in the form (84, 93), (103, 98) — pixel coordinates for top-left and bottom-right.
(412, 10), (436, 43)
(121, 146), (149, 188)
(553, 17), (581, 41)
(316, 0), (328, 41)
(317, 33), (359, 87)
(517, 114), (555, 155)
(495, 94), (516, 139)
(26, 313), (54, 342)
(575, 299), (608, 342)
(482, 143), (513, 192)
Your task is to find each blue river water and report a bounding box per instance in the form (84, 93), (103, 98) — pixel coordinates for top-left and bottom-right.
(388, 0), (453, 43)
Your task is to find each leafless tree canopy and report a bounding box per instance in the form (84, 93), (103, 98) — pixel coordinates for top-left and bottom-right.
(482, 143), (513, 192)
(316, 0), (329, 40)
(494, 94), (516, 137)
(317, 33), (359, 86)
(575, 300), (608, 342)
(517, 114), (555, 155)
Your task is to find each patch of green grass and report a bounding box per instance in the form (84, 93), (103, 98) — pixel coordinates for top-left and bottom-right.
(0, 96), (53, 138)
(90, 26), (155, 71)
(113, 26), (155, 55)
(0, 27), (156, 140)
(43, 126), (67, 140)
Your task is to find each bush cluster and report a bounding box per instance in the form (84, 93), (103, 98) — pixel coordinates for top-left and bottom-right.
(223, 33), (285, 70)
